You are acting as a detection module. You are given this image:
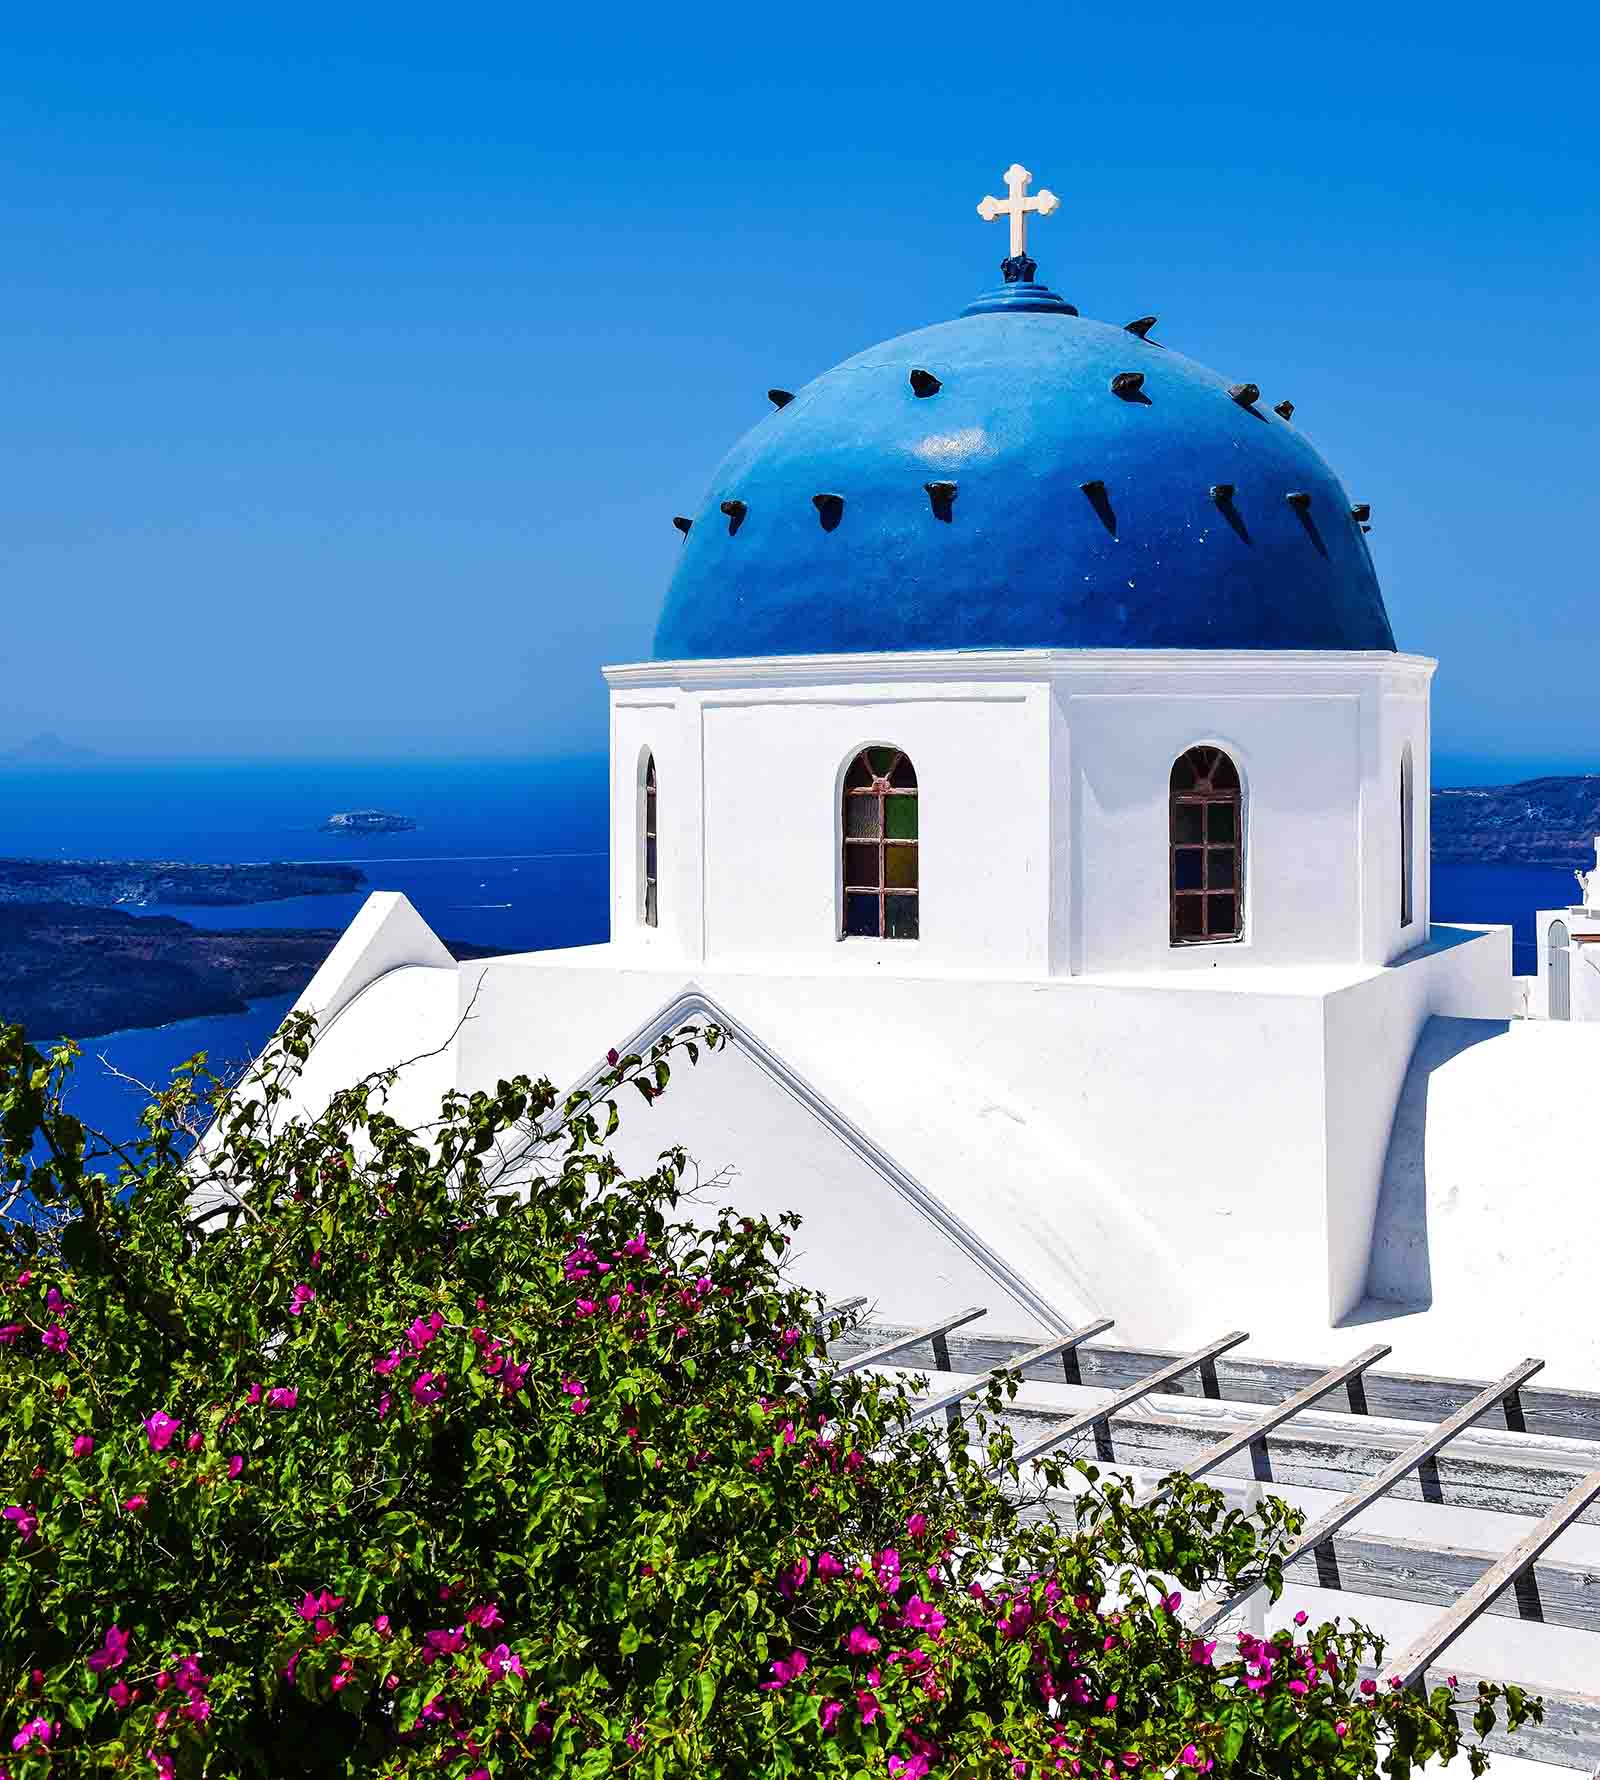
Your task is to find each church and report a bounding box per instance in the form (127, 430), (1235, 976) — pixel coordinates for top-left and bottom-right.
(272, 167), (1600, 1765)
(283, 162), (1597, 1381)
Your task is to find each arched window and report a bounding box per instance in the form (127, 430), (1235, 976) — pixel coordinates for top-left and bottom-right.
(1170, 746), (1242, 944)
(842, 747), (918, 938)
(1400, 743), (1415, 929)
(640, 752), (658, 928)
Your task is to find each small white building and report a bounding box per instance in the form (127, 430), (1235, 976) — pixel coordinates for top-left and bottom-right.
(1532, 838), (1600, 1021)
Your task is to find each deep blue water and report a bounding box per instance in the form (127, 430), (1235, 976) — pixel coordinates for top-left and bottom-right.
(0, 756), (610, 1141)
(0, 755), (1575, 1143)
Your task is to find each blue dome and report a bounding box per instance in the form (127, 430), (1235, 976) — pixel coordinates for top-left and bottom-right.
(652, 276), (1394, 659)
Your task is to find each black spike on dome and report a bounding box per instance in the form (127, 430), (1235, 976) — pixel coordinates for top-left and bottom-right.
(719, 499), (747, 534)
(1285, 491), (1311, 511)
(1274, 399), (1295, 421)
(768, 389), (794, 410)
(812, 492), (844, 531)
(1124, 315), (1158, 339)
(909, 368), (942, 399)
(924, 480), (957, 521)
(672, 515), (692, 536)
(1209, 483), (1235, 502)
(1110, 371), (1146, 400)
(1350, 502), (1371, 523)
(1229, 383), (1261, 408)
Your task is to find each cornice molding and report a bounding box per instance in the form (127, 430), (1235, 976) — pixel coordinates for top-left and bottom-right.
(605, 648), (1436, 692)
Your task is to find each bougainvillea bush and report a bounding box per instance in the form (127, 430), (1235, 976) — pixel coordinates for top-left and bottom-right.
(0, 1015), (1536, 1778)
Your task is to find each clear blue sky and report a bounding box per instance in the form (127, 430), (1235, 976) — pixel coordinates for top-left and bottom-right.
(1, 2), (1594, 780)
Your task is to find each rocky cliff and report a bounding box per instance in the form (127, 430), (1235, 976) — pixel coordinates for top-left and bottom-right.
(1431, 776), (1600, 868)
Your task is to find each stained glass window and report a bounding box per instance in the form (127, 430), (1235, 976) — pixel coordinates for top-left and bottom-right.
(1170, 746), (1242, 945)
(841, 748), (918, 939)
(642, 753), (658, 929)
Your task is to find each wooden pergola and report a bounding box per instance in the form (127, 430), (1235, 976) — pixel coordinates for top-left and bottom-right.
(827, 1305), (1600, 1771)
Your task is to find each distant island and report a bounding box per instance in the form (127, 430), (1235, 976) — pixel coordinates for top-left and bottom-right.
(0, 859), (365, 908)
(320, 810), (416, 836)
(1432, 775), (1600, 868)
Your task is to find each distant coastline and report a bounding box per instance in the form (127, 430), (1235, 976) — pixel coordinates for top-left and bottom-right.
(0, 858), (364, 908)
(0, 901), (494, 1041)
(1431, 775), (1600, 869)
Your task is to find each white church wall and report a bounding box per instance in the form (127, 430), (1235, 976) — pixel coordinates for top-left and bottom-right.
(453, 954), (1340, 1344)
(1322, 924), (1511, 1325)
(607, 650), (1435, 983)
(592, 1035), (1056, 1335)
(1370, 682), (1431, 965)
(1067, 688), (1362, 973)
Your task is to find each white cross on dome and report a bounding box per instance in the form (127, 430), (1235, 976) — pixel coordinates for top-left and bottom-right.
(976, 162), (1060, 261)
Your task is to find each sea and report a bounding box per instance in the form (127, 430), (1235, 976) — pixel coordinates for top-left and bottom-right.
(0, 756), (1576, 1146)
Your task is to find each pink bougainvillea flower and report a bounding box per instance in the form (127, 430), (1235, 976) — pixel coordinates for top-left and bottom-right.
(902, 1596), (947, 1634)
(846, 1625), (881, 1656)
(1293, 1609), (1308, 1626)
(857, 1689), (881, 1725)
(466, 1602), (501, 1629)
(820, 1700), (844, 1734)
(45, 1287), (65, 1312)
(875, 1548), (901, 1591)
(777, 1557), (809, 1600)
(502, 1360), (531, 1395)
(122, 1495), (147, 1512)
(373, 1349), (402, 1376)
(377, 1391), (393, 1418)
(86, 1625), (130, 1673)
(573, 1299), (596, 1318)
(226, 1455), (244, 1480)
(423, 1626), (467, 1661)
(777, 1326), (800, 1353)
(905, 1512), (928, 1538)
(108, 1680), (135, 1709)
(483, 1642), (524, 1682)
(406, 1311), (443, 1351)
(288, 1283), (316, 1316)
(144, 1412), (181, 1453)
(10, 1716), (54, 1751)
(185, 1432), (203, 1453)
(150, 1752), (176, 1780)
(411, 1372), (447, 1405)
(298, 1589), (345, 1621)
(182, 1697), (210, 1723)
(40, 1323), (68, 1354)
(760, 1651), (808, 1691)
(1359, 1678), (1377, 1696)
(1334, 1722), (1349, 1738)
(267, 1387), (297, 1409)
(4, 1505), (38, 1544)
(245, 1384), (262, 1406)
(817, 1551), (845, 1578)
(622, 1234), (649, 1258)
(0, 1323), (24, 1345)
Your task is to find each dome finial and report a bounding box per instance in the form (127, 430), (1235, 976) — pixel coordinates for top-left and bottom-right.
(976, 162), (1060, 281)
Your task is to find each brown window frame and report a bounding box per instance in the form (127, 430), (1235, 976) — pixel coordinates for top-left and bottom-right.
(840, 747), (919, 940)
(641, 752), (658, 929)
(1170, 745), (1243, 945)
